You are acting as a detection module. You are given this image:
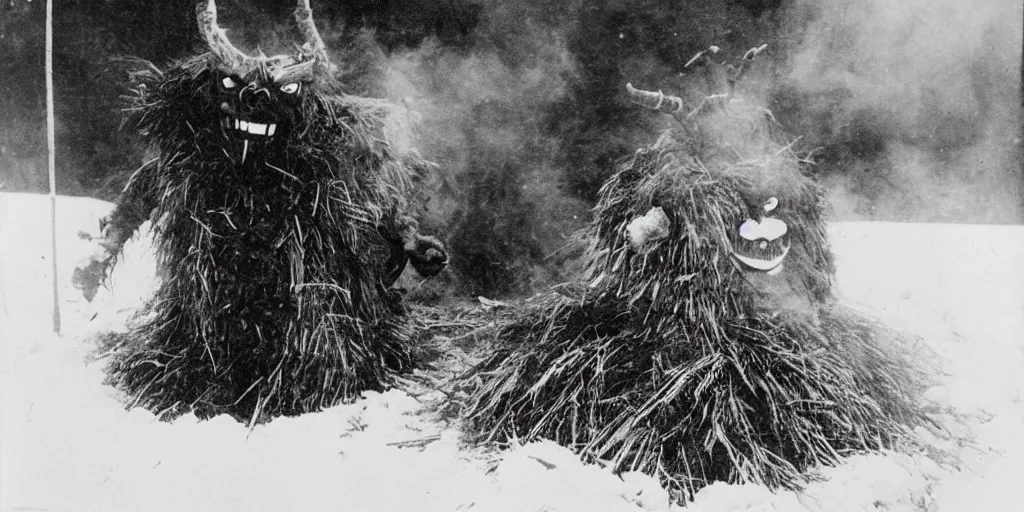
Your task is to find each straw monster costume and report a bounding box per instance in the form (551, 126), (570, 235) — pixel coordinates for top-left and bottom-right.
(75, 0), (447, 422)
(463, 48), (933, 498)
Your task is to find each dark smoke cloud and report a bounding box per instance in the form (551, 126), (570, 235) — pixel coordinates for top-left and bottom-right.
(4, 0), (1019, 300)
(378, 13), (592, 298)
(362, 0), (780, 298)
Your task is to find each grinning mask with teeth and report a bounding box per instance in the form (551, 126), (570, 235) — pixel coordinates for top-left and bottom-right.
(197, 0), (329, 164)
(91, 0), (444, 421)
(730, 196), (789, 275)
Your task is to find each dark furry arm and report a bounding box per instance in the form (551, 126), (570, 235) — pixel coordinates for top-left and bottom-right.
(381, 211), (448, 286)
(72, 159), (160, 300)
(100, 158), (160, 254)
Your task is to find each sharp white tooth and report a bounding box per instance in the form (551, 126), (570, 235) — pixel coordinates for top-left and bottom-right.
(241, 139), (249, 164)
(234, 119), (240, 129)
(240, 120), (249, 131)
(249, 123), (266, 135)
(268, 124), (276, 136)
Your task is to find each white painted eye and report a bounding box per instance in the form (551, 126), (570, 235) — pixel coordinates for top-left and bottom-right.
(280, 83), (300, 94)
(221, 76), (239, 89)
(763, 197), (779, 213)
(739, 217), (788, 241)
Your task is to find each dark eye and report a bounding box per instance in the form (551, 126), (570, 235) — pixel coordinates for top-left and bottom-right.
(280, 83), (300, 95)
(221, 76), (239, 89)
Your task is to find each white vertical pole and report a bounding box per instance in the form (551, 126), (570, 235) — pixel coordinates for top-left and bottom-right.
(46, 0), (61, 334)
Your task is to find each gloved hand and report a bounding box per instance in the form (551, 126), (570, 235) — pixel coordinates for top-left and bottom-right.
(406, 234), (448, 278)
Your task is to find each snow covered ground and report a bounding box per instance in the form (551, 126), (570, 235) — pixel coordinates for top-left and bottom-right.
(1, 191), (1022, 512)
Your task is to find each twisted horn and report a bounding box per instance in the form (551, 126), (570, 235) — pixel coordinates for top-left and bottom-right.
(294, 0), (330, 70)
(626, 83), (685, 116)
(196, 0), (253, 69)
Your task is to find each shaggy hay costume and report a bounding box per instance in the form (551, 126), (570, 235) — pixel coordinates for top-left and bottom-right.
(74, 0), (447, 423)
(463, 50), (935, 499)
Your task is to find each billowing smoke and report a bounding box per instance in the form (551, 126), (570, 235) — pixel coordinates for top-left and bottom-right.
(2, 0), (1020, 299)
(376, 13), (590, 298)
(771, 0), (1023, 223)
(361, 0), (781, 299)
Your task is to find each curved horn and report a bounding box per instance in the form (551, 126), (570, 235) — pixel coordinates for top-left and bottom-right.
(626, 83), (685, 115)
(196, 0), (252, 69)
(294, 0), (330, 70)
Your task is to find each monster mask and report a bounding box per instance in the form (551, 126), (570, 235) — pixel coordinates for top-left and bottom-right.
(729, 196), (790, 275)
(197, 0), (329, 163)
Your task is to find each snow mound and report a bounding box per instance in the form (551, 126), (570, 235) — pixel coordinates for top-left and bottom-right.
(2, 193), (1023, 512)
